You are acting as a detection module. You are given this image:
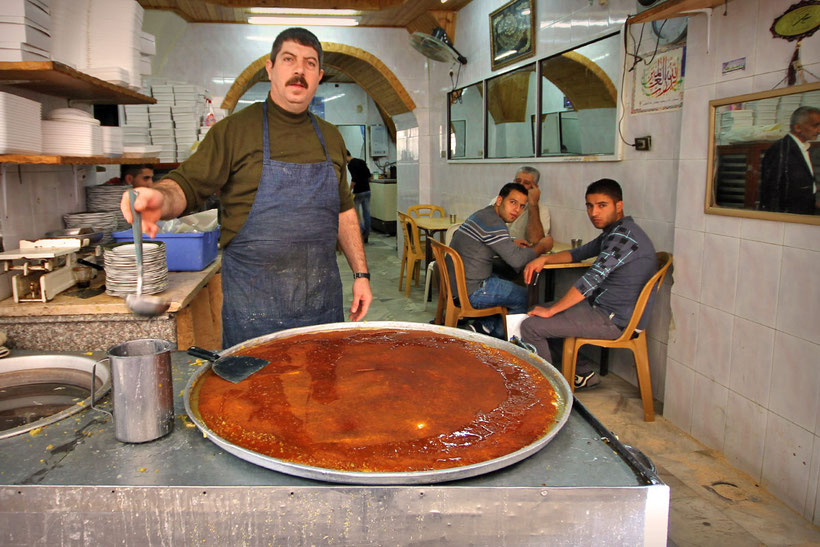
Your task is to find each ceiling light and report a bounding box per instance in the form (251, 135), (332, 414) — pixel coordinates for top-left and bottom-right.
(247, 8), (362, 16)
(247, 16), (359, 26)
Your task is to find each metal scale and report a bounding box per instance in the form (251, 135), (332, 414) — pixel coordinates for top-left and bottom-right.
(0, 233), (98, 303)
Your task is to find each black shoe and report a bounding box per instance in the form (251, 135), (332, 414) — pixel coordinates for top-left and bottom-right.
(574, 370), (601, 390)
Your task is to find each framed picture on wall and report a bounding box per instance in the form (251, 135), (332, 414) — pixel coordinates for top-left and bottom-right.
(489, 0), (535, 71)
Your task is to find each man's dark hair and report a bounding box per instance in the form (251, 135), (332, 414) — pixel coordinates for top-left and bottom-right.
(585, 178), (623, 202)
(270, 27), (323, 69)
(120, 164), (152, 179)
(499, 182), (528, 198)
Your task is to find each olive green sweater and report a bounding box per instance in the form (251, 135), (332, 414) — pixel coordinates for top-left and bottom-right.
(166, 95), (354, 246)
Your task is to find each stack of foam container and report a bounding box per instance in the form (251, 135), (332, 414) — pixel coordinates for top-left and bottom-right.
(0, 91), (42, 154)
(0, 0), (50, 62)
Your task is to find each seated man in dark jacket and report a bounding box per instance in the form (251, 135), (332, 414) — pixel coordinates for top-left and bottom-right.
(521, 178), (657, 389)
(449, 182), (554, 338)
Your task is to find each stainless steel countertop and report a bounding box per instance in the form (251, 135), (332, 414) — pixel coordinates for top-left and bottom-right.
(0, 351), (653, 488)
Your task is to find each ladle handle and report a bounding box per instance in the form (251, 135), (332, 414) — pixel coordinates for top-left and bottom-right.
(187, 346), (220, 362)
(128, 189), (144, 296)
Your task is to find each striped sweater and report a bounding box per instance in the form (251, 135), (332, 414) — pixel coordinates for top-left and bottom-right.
(450, 205), (537, 295)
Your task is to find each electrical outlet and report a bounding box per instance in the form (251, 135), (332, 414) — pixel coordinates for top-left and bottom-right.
(634, 136), (652, 151)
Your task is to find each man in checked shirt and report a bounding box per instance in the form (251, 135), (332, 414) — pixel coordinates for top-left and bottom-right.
(520, 179), (657, 389)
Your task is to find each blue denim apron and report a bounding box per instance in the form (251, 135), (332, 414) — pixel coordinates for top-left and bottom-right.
(221, 101), (343, 348)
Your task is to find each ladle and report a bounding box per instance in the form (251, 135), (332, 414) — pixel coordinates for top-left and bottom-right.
(125, 189), (169, 317)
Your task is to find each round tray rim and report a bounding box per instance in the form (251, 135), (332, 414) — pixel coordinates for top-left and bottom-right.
(183, 321), (573, 485)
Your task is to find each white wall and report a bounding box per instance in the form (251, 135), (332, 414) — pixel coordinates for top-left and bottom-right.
(662, 0), (820, 524)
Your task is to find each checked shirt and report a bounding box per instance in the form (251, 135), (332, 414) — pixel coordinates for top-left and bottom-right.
(567, 216), (657, 329)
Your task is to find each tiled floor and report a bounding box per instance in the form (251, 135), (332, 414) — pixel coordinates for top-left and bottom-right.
(341, 232), (820, 546)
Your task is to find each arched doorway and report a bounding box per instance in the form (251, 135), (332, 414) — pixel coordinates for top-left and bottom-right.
(220, 42), (417, 141)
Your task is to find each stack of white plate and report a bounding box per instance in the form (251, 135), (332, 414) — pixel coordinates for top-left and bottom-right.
(0, 91), (42, 154)
(104, 242), (168, 297)
(63, 211), (118, 245)
(42, 120), (102, 156)
(85, 67), (129, 87)
(0, 0), (51, 61)
(101, 126), (123, 156)
(85, 184), (129, 230)
(87, 0), (143, 89)
(122, 144), (162, 158)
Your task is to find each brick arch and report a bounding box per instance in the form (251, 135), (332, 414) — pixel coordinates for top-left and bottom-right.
(541, 51), (617, 110)
(220, 42), (416, 137)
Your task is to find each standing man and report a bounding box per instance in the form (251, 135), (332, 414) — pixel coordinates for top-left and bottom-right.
(759, 106), (820, 214)
(450, 182), (554, 338)
(507, 166), (551, 245)
(346, 150), (372, 243)
(121, 27), (372, 348)
(520, 179), (656, 389)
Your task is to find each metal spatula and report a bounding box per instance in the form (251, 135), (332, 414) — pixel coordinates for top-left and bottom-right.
(187, 346), (270, 383)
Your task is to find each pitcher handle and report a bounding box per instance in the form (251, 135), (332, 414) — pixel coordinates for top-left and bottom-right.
(90, 359), (113, 420)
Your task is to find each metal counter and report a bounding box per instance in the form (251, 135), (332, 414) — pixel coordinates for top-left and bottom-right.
(0, 351), (669, 545)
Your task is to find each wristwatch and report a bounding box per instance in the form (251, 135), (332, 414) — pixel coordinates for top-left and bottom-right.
(353, 272), (371, 280)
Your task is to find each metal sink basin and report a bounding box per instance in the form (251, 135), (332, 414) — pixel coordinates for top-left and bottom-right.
(0, 354), (111, 439)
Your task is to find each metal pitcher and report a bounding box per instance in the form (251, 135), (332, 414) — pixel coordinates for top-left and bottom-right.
(92, 338), (175, 443)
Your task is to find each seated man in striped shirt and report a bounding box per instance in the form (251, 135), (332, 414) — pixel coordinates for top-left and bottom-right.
(520, 178), (657, 389)
(449, 182), (554, 338)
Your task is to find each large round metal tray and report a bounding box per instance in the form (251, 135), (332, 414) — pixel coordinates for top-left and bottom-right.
(184, 321), (573, 485)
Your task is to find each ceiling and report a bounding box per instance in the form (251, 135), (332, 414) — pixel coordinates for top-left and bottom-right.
(137, 0), (474, 36)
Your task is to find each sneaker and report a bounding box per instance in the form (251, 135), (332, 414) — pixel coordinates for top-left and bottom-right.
(574, 370), (601, 390)
(509, 336), (537, 353)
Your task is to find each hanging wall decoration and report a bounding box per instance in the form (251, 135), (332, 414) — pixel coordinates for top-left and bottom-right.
(489, 0), (535, 71)
(770, 0), (820, 85)
(631, 45), (685, 114)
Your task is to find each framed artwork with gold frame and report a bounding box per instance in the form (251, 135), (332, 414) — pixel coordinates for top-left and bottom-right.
(489, 0), (535, 71)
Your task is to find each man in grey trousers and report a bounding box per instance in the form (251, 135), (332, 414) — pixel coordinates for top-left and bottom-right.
(520, 179), (657, 389)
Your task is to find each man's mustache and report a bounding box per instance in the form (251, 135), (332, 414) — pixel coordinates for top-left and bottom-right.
(286, 76), (308, 87)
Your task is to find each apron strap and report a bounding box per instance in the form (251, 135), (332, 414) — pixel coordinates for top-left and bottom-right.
(308, 112), (333, 164)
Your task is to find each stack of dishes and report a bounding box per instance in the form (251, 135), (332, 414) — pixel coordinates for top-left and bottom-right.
(63, 211), (118, 245)
(85, 185), (129, 230)
(0, 91), (42, 154)
(101, 126), (123, 156)
(104, 242), (168, 297)
(43, 108), (103, 156)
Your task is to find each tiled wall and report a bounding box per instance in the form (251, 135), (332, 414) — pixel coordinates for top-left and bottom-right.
(662, 0), (820, 524)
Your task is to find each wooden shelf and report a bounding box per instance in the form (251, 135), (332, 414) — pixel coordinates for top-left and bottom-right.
(153, 162), (181, 170)
(0, 154), (159, 165)
(0, 61), (155, 104)
(627, 0), (726, 24)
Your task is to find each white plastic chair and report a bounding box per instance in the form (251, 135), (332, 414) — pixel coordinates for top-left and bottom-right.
(424, 222), (462, 310)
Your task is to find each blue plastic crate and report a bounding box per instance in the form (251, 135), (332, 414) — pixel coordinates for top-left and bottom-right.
(112, 228), (219, 271)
